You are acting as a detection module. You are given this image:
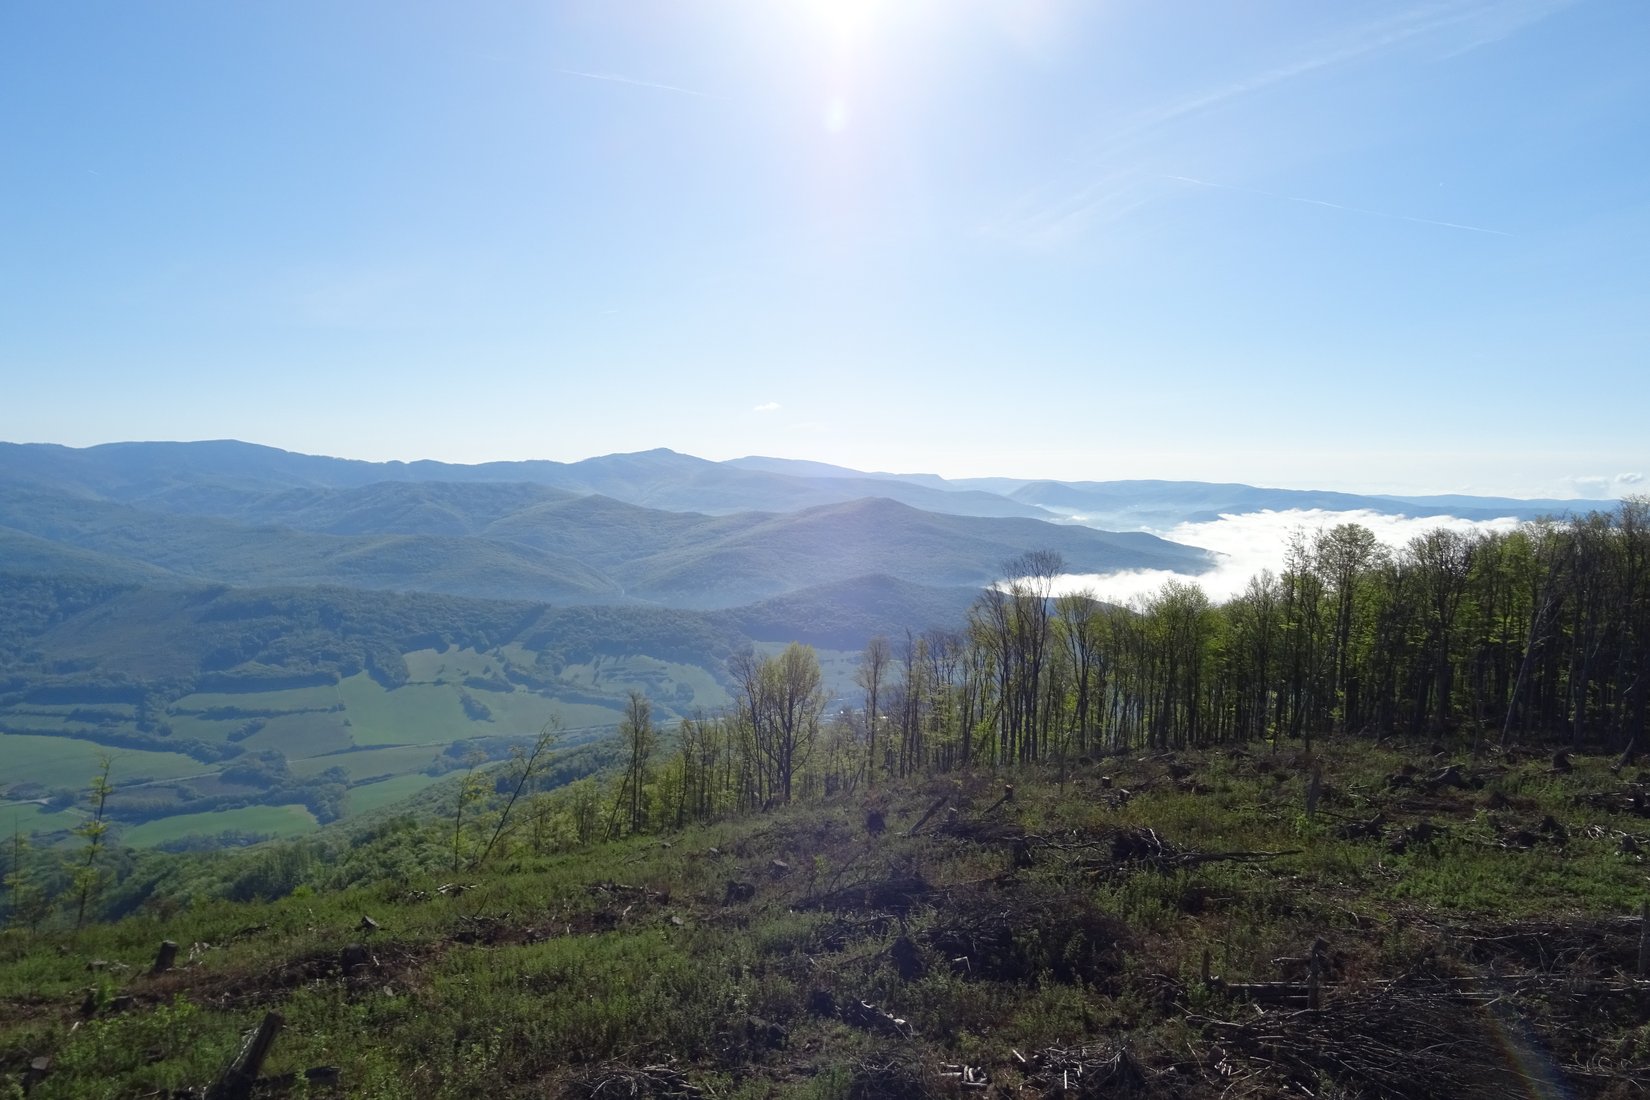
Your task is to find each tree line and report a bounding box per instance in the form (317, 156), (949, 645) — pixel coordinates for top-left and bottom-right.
(596, 502), (1648, 835)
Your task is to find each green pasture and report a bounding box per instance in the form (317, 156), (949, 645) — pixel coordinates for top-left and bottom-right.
(117, 803), (318, 847)
(242, 711), (355, 757)
(335, 673), (469, 745)
(1, 801), (86, 839)
(555, 654), (729, 712)
(287, 744), (442, 782)
(172, 684), (345, 712)
(6, 703), (137, 719)
(166, 714), (250, 743)
(403, 646), (506, 683)
(174, 775), (266, 799)
(497, 642), (542, 669)
(0, 713), (71, 732)
(0, 731), (206, 793)
(345, 772), (443, 816)
(465, 688), (561, 735)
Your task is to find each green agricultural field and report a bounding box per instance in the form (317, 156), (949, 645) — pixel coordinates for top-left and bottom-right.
(172, 684), (346, 712)
(403, 646), (503, 683)
(335, 673), (471, 745)
(165, 714), (253, 743)
(0, 801), (85, 839)
(241, 711), (355, 757)
(460, 687), (561, 735)
(117, 803), (318, 847)
(171, 775), (266, 799)
(6, 703), (137, 719)
(555, 654), (730, 714)
(0, 732), (206, 793)
(287, 744), (443, 782)
(496, 642), (542, 669)
(0, 713), (72, 732)
(345, 772), (442, 815)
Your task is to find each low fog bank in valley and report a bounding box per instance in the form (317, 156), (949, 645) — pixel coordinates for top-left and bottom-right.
(1056, 509), (1524, 605)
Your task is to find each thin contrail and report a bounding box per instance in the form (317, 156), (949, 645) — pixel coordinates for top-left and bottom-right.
(552, 67), (722, 101)
(1165, 174), (1511, 237)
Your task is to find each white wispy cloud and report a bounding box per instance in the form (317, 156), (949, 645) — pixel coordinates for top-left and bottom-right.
(1163, 174), (1511, 237)
(752, 401), (781, 413)
(983, 0), (1577, 248)
(551, 67), (722, 101)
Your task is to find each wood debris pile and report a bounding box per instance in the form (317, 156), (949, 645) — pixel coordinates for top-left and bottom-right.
(1194, 989), (1536, 1099)
(556, 1061), (707, 1099)
(1030, 1043), (1150, 1097)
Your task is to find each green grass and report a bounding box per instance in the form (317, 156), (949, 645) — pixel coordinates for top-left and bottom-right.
(171, 684), (345, 712)
(7, 703), (138, 719)
(335, 673), (473, 745)
(0, 714), (71, 730)
(0, 732), (205, 791)
(5, 738), (1650, 1099)
(288, 744), (443, 782)
(346, 773), (442, 816)
(555, 654), (730, 711)
(1, 802), (87, 839)
(117, 803), (318, 846)
(242, 711), (355, 757)
(164, 714), (251, 743)
(403, 646), (498, 683)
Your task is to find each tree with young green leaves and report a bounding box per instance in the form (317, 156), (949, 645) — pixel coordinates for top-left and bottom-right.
(732, 643), (825, 804)
(854, 635), (891, 785)
(471, 718), (560, 869)
(451, 750), (488, 872)
(71, 753), (114, 928)
(612, 690), (655, 836)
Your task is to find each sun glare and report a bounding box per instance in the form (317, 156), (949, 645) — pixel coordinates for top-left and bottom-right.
(823, 96), (851, 133)
(801, 0), (884, 41)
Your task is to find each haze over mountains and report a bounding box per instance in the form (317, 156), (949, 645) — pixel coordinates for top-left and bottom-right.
(0, 441), (1214, 607)
(0, 439), (1625, 848)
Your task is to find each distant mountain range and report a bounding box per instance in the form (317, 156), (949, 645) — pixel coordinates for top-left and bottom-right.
(6, 440), (1612, 526)
(2, 439), (1623, 609)
(0, 442), (1215, 608)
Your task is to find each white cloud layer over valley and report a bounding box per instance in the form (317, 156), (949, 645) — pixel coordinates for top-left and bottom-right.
(1057, 509), (1525, 606)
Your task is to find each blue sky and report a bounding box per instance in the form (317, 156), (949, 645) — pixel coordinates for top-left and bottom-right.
(2, 0), (1645, 497)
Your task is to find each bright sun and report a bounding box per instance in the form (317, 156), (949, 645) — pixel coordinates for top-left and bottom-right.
(797, 0), (886, 42)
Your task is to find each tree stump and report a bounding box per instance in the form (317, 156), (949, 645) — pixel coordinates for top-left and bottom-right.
(206, 1011), (283, 1100)
(891, 935), (924, 981)
(151, 940), (179, 975)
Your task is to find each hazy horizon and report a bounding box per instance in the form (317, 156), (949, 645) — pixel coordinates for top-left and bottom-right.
(0, 434), (1640, 503)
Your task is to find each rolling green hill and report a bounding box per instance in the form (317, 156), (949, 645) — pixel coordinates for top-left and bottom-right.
(0, 479), (1210, 610)
(0, 571), (975, 847)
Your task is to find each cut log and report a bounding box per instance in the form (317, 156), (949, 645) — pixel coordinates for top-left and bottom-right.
(1639, 899), (1649, 979)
